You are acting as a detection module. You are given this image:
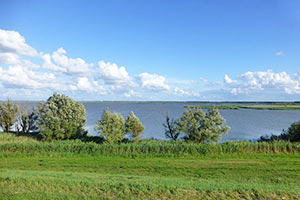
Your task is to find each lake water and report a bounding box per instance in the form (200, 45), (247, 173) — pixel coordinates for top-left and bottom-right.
(19, 102), (300, 141)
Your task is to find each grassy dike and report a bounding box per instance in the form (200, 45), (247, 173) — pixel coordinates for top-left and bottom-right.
(1, 133), (300, 199)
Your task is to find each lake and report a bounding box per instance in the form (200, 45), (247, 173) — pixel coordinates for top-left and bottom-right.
(18, 102), (300, 141)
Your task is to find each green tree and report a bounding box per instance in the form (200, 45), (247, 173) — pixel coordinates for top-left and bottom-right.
(95, 108), (125, 144)
(38, 93), (86, 141)
(177, 107), (230, 143)
(17, 106), (39, 134)
(280, 121), (300, 142)
(0, 99), (20, 133)
(163, 113), (180, 141)
(125, 111), (144, 142)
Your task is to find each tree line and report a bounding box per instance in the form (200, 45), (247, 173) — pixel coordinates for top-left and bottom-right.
(1, 93), (299, 143)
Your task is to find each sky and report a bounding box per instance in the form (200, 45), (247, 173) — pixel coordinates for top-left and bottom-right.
(0, 0), (300, 101)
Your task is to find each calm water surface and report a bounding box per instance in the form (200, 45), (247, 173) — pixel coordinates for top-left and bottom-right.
(21, 102), (300, 141)
(83, 102), (300, 141)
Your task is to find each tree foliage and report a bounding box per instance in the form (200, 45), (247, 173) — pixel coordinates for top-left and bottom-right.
(95, 108), (125, 144)
(281, 121), (300, 142)
(259, 121), (300, 142)
(177, 107), (230, 143)
(38, 93), (86, 141)
(163, 113), (180, 141)
(0, 99), (20, 133)
(17, 106), (39, 134)
(125, 112), (144, 142)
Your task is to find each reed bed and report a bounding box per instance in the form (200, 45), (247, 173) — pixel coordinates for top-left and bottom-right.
(1, 133), (300, 157)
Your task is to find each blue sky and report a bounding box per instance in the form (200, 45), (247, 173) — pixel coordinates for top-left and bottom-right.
(0, 0), (300, 101)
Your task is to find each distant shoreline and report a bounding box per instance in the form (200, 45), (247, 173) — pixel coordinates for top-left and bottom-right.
(3, 100), (300, 104)
(186, 104), (300, 110)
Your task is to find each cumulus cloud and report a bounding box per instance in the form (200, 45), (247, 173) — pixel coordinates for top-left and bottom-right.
(137, 72), (170, 91)
(224, 74), (237, 84)
(96, 61), (132, 86)
(77, 77), (93, 91)
(0, 65), (59, 90)
(75, 77), (106, 94)
(0, 29), (38, 57)
(42, 53), (66, 72)
(224, 70), (300, 95)
(0, 53), (20, 64)
(173, 87), (200, 97)
(51, 47), (92, 74)
(124, 89), (141, 98)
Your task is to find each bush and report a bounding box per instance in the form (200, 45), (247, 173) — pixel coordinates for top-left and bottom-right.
(0, 99), (19, 133)
(125, 112), (145, 142)
(95, 108), (125, 144)
(177, 107), (230, 143)
(282, 121), (300, 142)
(16, 106), (39, 134)
(258, 121), (300, 142)
(38, 93), (86, 141)
(163, 113), (180, 141)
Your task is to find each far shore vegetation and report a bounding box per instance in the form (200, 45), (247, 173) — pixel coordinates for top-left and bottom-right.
(186, 103), (300, 110)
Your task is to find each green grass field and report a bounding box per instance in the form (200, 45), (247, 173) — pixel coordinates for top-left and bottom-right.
(1, 133), (300, 199)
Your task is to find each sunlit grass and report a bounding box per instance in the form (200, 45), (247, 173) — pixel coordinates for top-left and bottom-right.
(1, 133), (300, 199)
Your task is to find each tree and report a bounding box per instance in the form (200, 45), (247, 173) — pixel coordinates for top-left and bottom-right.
(177, 107), (230, 143)
(258, 121), (300, 142)
(95, 108), (125, 144)
(163, 113), (180, 141)
(38, 93), (86, 141)
(125, 112), (144, 142)
(0, 99), (20, 133)
(17, 106), (39, 134)
(280, 121), (300, 142)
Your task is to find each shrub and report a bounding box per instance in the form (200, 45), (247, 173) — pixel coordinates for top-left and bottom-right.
(163, 113), (180, 141)
(38, 93), (86, 141)
(16, 106), (39, 134)
(280, 121), (300, 142)
(177, 107), (230, 143)
(125, 112), (145, 142)
(258, 121), (300, 142)
(95, 108), (125, 144)
(0, 99), (20, 133)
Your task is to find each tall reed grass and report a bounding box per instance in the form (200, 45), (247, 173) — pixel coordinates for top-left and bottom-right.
(1, 133), (300, 157)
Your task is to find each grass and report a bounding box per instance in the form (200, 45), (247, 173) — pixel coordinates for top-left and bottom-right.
(1, 133), (300, 157)
(186, 103), (300, 110)
(1, 133), (300, 199)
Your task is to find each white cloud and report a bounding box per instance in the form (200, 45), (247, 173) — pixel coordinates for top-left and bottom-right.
(124, 89), (141, 98)
(224, 70), (300, 95)
(93, 81), (107, 94)
(137, 72), (170, 91)
(0, 65), (59, 90)
(76, 77), (106, 94)
(275, 51), (284, 56)
(97, 61), (132, 85)
(52, 47), (92, 74)
(224, 74), (237, 84)
(77, 77), (93, 91)
(0, 53), (20, 64)
(200, 77), (208, 83)
(173, 87), (200, 97)
(42, 53), (66, 72)
(0, 29), (38, 57)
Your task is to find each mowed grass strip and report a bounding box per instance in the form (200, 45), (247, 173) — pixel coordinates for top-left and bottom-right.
(0, 154), (300, 199)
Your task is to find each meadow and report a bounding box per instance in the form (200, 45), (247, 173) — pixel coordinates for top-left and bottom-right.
(1, 133), (300, 199)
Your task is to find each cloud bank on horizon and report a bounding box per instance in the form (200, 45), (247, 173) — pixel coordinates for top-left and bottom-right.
(0, 28), (300, 101)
